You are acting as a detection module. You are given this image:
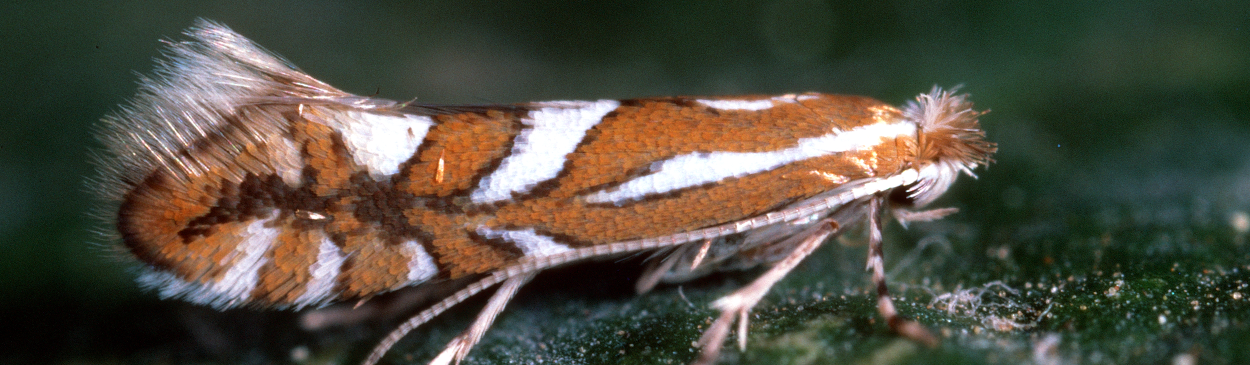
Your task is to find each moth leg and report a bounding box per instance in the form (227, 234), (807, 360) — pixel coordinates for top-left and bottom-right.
(635, 243), (696, 294)
(429, 271), (538, 365)
(693, 220), (840, 365)
(891, 206), (959, 228)
(867, 198), (939, 346)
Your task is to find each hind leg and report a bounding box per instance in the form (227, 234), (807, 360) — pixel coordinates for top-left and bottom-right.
(693, 220), (841, 365)
(428, 272), (537, 365)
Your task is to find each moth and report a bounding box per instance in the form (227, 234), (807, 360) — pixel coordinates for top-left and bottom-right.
(95, 20), (995, 365)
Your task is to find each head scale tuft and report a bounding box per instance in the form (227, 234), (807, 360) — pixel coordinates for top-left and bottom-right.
(902, 87), (997, 206)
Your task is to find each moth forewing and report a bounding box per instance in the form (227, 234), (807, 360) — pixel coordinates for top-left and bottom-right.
(96, 20), (995, 365)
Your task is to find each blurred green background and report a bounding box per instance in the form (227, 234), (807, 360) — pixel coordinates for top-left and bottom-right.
(2, 1), (1248, 364)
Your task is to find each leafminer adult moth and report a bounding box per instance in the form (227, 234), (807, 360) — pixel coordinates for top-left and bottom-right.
(94, 20), (994, 365)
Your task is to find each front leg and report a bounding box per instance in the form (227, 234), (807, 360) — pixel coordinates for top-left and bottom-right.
(866, 198), (938, 346)
(693, 220), (840, 365)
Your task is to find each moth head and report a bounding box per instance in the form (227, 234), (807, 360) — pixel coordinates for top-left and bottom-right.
(898, 87), (996, 207)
